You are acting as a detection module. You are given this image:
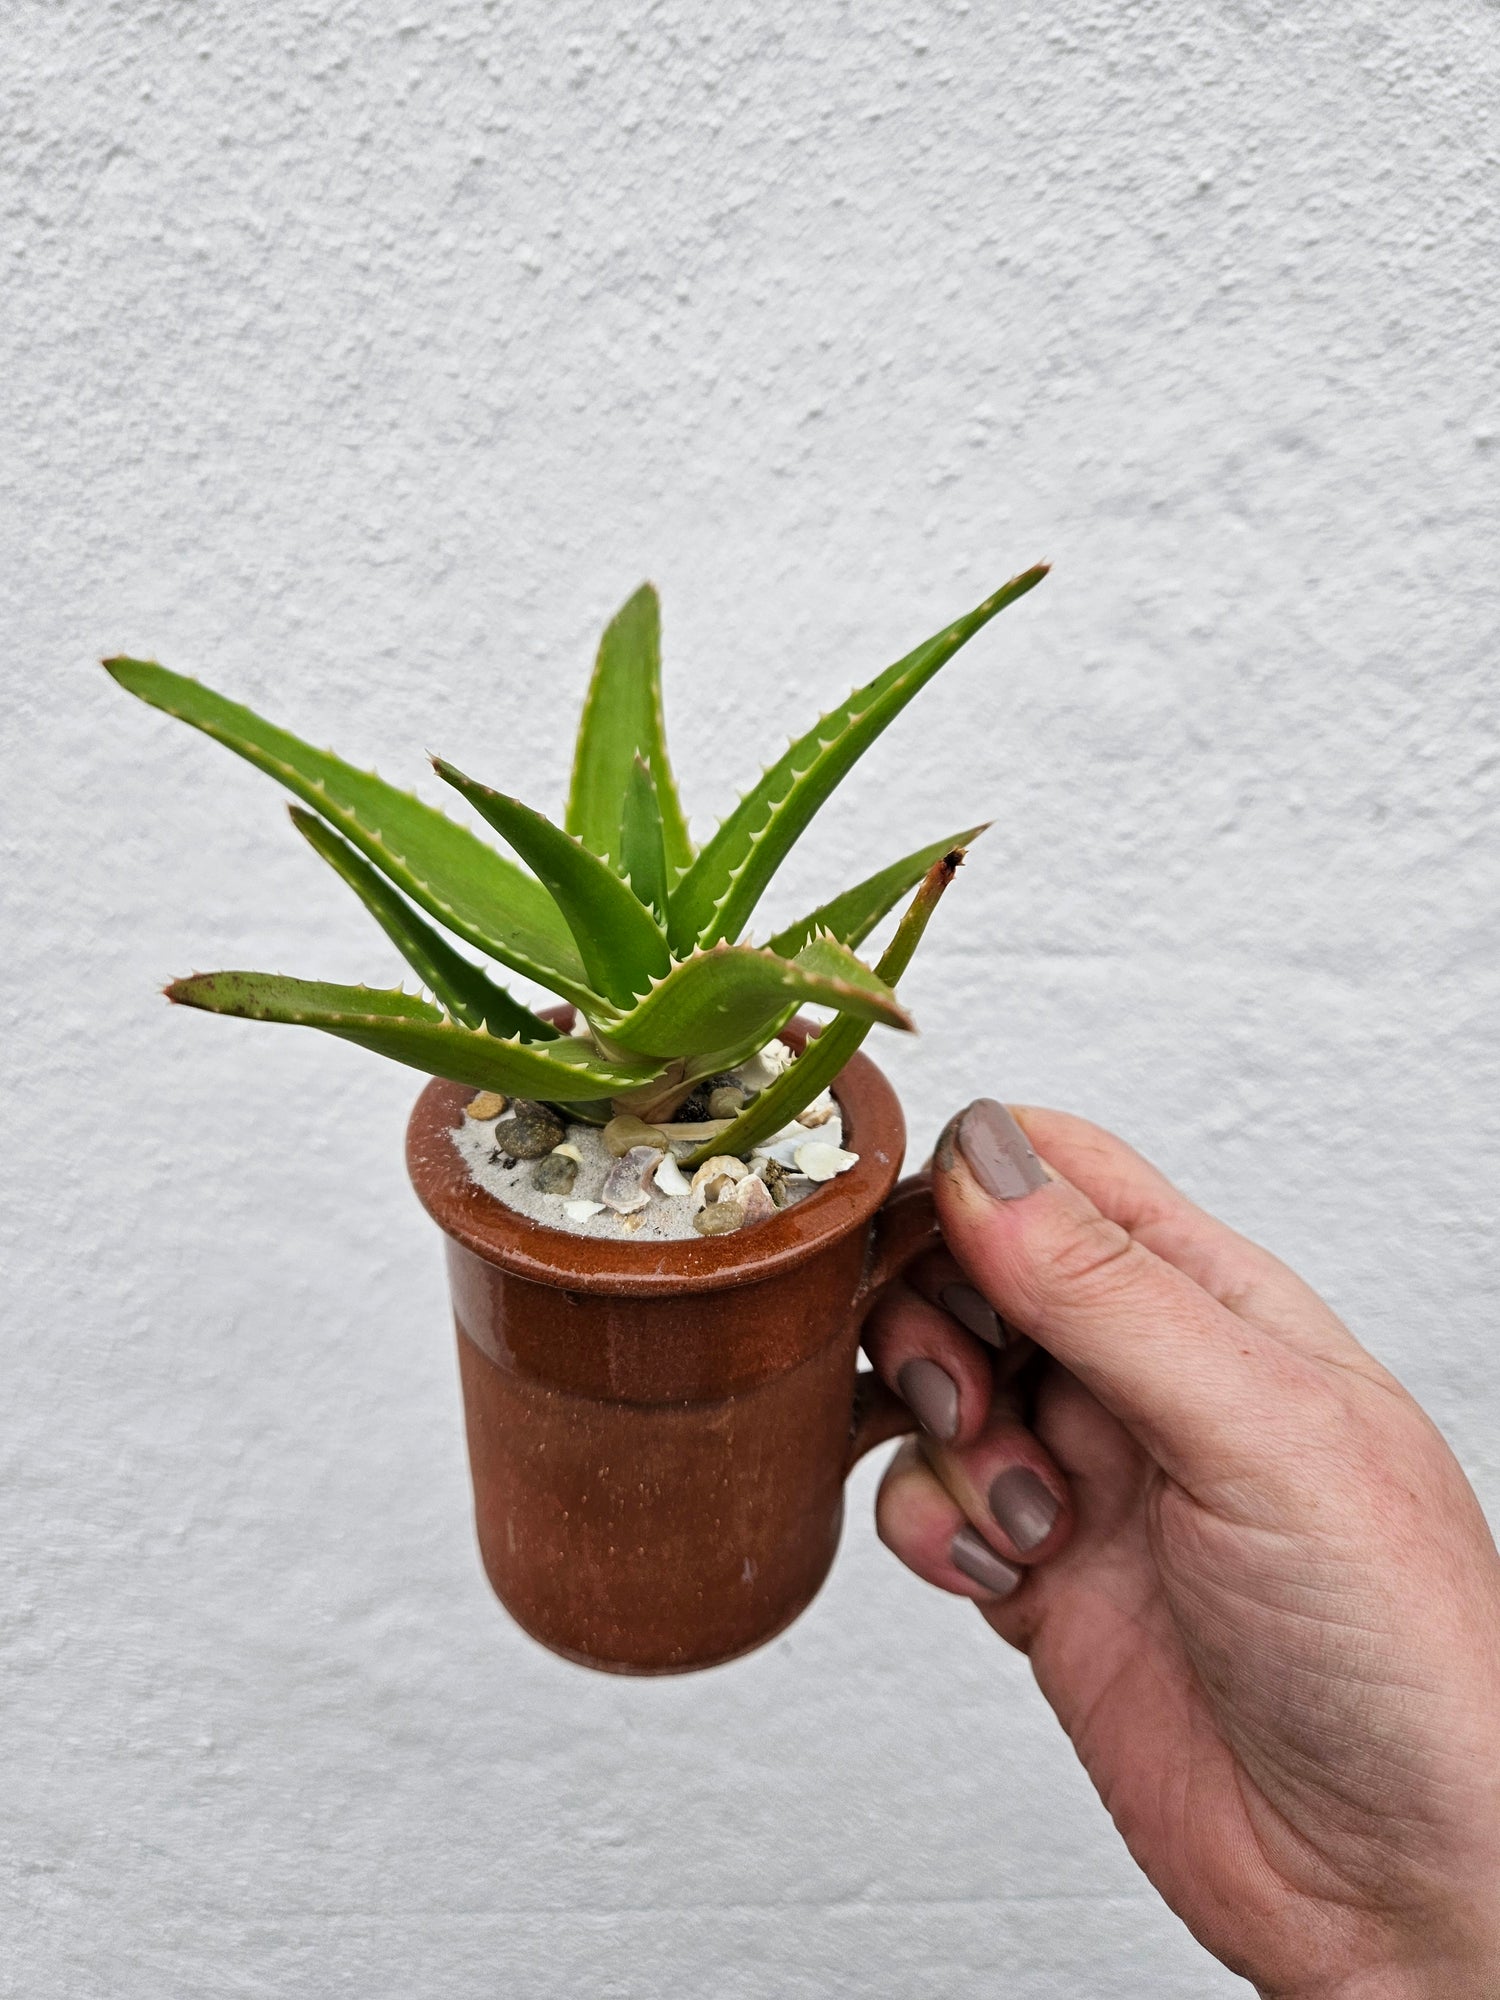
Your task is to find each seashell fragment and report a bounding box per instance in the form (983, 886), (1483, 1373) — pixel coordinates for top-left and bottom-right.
(601, 1145), (665, 1213)
(466, 1091), (508, 1121)
(795, 1094), (837, 1128)
(653, 1152), (690, 1200)
(810, 1113), (844, 1154)
(733, 1040), (795, 1095)
(751, 1122), (814, 1169)
(766, 1111), (844, 1155)
(551, 1143), (583, 1163)
(689, 1154), (750, 1212)
(736, 1174), (775, 1224)
(563, 1198), (606, 1224)
(794, 1141), (859, 1182)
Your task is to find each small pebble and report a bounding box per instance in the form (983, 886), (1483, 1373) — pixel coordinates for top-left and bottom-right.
(497, 1099), (566, 1160)
(693, 1200), (747, 1236)
(603, 1113), (670, 1157)
(673, 1089), (712, 1123)
(794, 1141), (859, 1182)
(707, 1084), (747, 1119)
(757, 1157), (791, 1207)
(466, 1091), (508, 1121)
(530, 1152), (578, 1195)
(601, 1145), (665, 1213)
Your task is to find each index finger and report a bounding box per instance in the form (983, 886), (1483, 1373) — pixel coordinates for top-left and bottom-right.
(933, 1099), (1321, 1498)
(1003, 1105), (1357, 1362)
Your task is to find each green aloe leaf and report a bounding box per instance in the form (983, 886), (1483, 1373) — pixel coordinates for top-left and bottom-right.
(792, 933), (916, 1009)
(166, 973), (660, 1100)
(288, 808), (559, 1042)
(599, 941), (912, 1061)
(666, 564), (1046, 954)
(765, 823), (988, 959)
(433, 759), (670, 1009)
(685, 846), (966, 1165)
(103, 658), (595, 1007)
(619, 755), (668, 924)
(564, 584), (693, 878)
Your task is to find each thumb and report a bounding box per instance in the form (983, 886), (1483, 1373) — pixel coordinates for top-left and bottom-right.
(933, 1100), (1306, 1491)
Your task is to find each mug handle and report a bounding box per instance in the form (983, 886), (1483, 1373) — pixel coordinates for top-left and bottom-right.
(846, 1174), (943, 1472)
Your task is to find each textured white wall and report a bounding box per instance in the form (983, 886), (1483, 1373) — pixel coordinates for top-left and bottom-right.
(5, 3), (1497, 1994)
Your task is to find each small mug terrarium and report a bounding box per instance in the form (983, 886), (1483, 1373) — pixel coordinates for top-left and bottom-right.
(108, 562), (1045, 1673)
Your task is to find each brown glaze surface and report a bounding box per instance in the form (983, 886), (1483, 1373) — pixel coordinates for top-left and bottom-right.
(406, 1032), (938, 1674)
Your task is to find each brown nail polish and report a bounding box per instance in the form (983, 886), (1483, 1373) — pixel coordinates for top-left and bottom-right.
(988, 1466), (1058, 1553)
(954, 1099), (1048, 1201)
(896, 1357), (959, 1441)
(950, 1524), (1023, 1597)
(940, 1281), (1005, 1348)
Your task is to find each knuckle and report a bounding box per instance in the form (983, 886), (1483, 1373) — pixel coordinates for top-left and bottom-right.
(1037, 1207), (1141, 1298)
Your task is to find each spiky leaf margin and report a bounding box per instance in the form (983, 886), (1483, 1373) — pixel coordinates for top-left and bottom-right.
(666, 565), (1044, 954)
(598, 939), (912, 1060)
(433, 760), (669, 1008)
(166, 973), (661, 1100)
(288, 808), (559, 1041)
(765, 823), (988, 960)
(564, 584), (693, 877)
(685, 848), (966, 1165)
(104, 658), (593, 1004)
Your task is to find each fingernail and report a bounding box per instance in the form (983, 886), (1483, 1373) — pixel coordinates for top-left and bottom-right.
(897, 1358), (960, 1441)
(953, 1099), (1048, 1201)
(940, 1281), (1006, 1348)
(950, 1524), (1023, 1598)
(988, 1466), (1059, 1553)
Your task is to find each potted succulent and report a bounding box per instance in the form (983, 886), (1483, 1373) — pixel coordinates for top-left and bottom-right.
(107, 561), (1046, 1673)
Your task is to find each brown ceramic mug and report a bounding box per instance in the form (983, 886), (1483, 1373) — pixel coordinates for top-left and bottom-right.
(405, 1025), (940, 1674)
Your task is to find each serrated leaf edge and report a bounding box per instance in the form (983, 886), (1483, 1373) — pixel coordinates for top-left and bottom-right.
(107, 663), (595, 1002)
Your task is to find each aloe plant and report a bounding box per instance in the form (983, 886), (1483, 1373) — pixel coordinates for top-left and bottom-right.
(106, 563), (1045, 1156)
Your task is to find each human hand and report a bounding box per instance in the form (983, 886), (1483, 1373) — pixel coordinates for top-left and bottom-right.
(865, 1100), (1500, 1998)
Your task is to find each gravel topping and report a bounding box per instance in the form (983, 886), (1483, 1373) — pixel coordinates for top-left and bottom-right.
(449, 1038), (853, 1241)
